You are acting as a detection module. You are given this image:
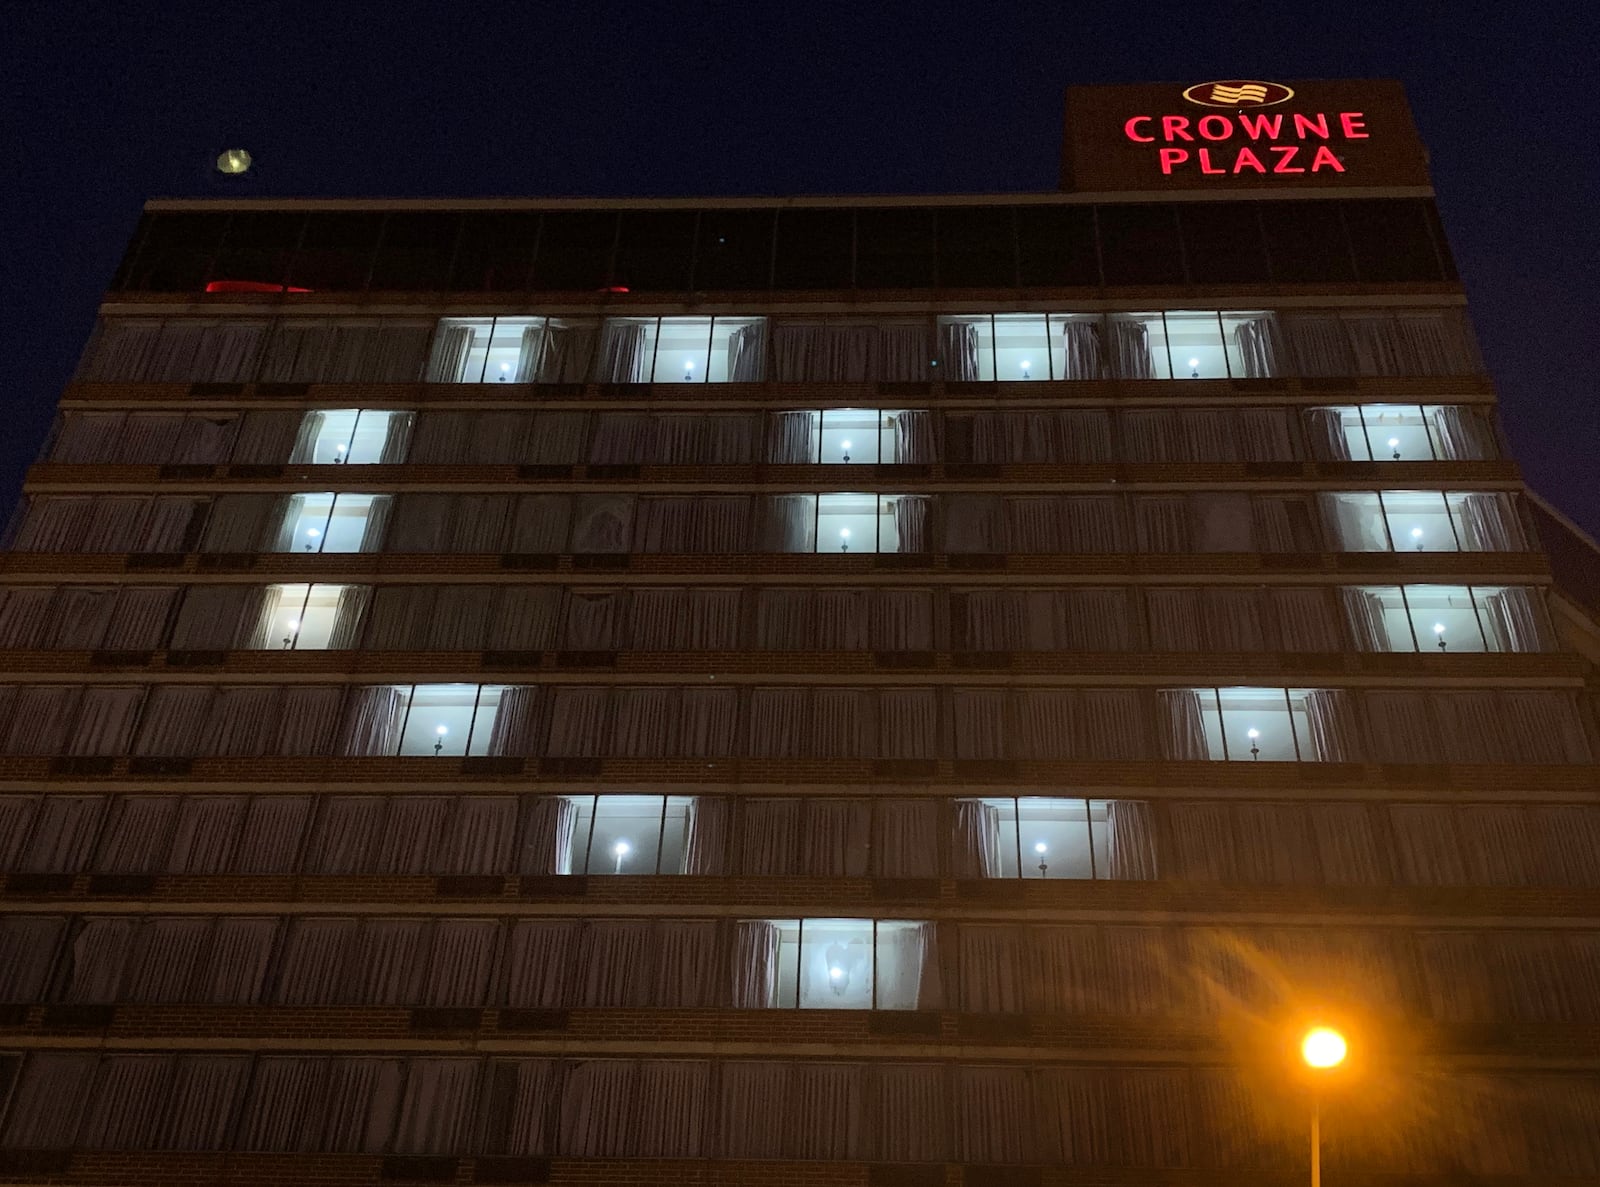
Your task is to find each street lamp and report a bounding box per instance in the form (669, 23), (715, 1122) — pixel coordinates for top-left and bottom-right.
(1300, 1026), (1347, 1187)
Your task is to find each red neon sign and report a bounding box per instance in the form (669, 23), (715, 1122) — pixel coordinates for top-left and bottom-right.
(1121, 109), (1369, 176)
(204, 280), (312, 294)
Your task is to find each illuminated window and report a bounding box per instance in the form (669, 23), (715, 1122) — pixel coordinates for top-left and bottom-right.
(566, 794), (693, 875)
(257, 583), (357, 650)
(1342, 584), (1550, 653)
(290, 409), (411, 465)
(974, 797), (1107, 879)
(756, 918), (933, 1010)
(274, 493), (387, 553)
(1178, 687), (1343, 762)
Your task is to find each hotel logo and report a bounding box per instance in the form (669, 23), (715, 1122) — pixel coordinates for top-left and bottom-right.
(1183, 80), (1295, 108)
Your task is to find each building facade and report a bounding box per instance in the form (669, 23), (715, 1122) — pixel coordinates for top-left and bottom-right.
(2, 79), (1598, 1183)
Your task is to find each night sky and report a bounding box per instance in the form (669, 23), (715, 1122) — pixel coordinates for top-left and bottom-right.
(6, 2), (1597, 533)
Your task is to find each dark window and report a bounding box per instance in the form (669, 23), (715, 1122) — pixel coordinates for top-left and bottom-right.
(1096, 205), (1186, 286)
(773, 208), (854, 289)
(692, 209), (774, 290)
(449, 213), (539, 291)
(612, 210), (696, 292)
(288, 213), (384, 290)
(532, 211), (619, 290)
(1177, 204), (1271, 284)
(1422, 201), (1459, 282)
(367, 212), (460, 291)
(110, 213), (154, 290)
(1015, 205), (1099, 286)
(211, 212), (305, 291)
(120, 212), (230, 291)
(936, 206), (1019, 289)
(855, 207), (937, 288)
(1260, 201), (1355, 283)
(1341, 199), (1443, 283)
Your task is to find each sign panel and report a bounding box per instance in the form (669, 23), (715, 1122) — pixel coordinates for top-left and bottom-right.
(1062, 79), (1430, 192)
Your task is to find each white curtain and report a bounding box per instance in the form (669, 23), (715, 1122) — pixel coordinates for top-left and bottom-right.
(1060, 317), (1106, 379)
(939, 320), (981, 380)
(892, 409), (936, 463)
(1431, 405), (1497, 460)
(730, 920), (780, 1007)
(766, 411), (816, 463)
(425, 323), (475, 382)
(726, 321), (766, 382)
(683, 796), (730, 875)
(760, 494), (815, 552)
(1480, 587), (1550, 652)
(1159, 689), (1209, 760)
(1232, 315), (1280, 378)
(952, 799), (1002, 878)
(337, 686), (408, 756)
(596, 322), (650, 383)
(1454, 493), (1525, 551)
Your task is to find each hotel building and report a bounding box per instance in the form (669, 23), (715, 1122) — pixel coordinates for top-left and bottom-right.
(1, 79), (1597, 1184)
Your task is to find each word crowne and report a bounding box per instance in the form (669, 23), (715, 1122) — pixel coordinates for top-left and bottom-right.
(1122, 109), (1369, 176)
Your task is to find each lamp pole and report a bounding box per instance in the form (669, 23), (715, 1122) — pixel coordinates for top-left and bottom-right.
(1310, 1093), (1321, 1187)
(1300, 1026), (1346, 1187)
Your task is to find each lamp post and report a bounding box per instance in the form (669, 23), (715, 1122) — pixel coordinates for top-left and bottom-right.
(1300, 1026), (1347, 1187)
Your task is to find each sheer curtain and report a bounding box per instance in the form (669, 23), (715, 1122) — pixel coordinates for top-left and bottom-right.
(939, 321), (981, 381)
(1431, 405), (1497, 460)
(892, 410), (936, 463)
(486, 686), (541, 756)
(1232, 316), (1280, 377)
(1302, 689), (1357, 762)
(766, 412), (816, 463)
(1159, 690), (1209, 760)
(1060, 318), (1106, 379)
(952, 800), (1002, 878)
(596, 322), (650, 383)
(760, 495), (816, 552)
(892, 495), (931, 553)
(726, 322), (767, 382)
(683, 796), (730, 875)
(337, 686), (407, 756)
(1454, 493), (1525, 551)
(1340, 588), (1393, 651)
(1106, 801), (1159, 879)
(877, 922), (940, 1009)
(1480, 587), (1550, 652)
(426, 323), (475, 382)
(730, 920), (780, 1007)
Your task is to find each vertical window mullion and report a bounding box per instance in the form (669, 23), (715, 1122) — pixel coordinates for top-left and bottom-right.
(392, 684), (418, 758)
(1442, 492), (1464, 551)
(1012, 796), (1023, 880)
(1355, 405), (1374, 461)
(1374, 492), (1397, 553)
(1419, 404), (1438, 460)
(795, 919), (805, 1008)
(311, 495), (337, 554)
(647, 317), (663, 384)
(462, 684), (485, 757)
(1464, 585), (1492, 651)
(1084, 798), (1097, 880)
(871, 920), (879, 1010)
(581, 794), (599, 876)
(1396, 586), (1421, 653)
(1215, 312), (1230, 379)
(287, 584), (314, 650)
(1213, 688), (1230, 760)
(654, 794), (668, 875)
(1284, 688), (1303, 761)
